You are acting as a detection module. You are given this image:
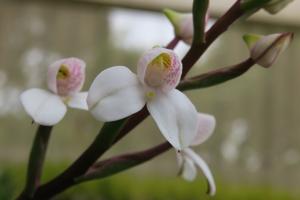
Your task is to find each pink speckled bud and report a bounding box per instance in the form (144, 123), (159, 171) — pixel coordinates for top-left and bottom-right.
(137, 47), (182, 93)
(47, 57), (86, 96)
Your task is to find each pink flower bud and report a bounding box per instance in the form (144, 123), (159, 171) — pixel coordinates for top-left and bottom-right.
(164, 9), (209, 45)
(137, 47), (182, 92)
(243, 32), (293, 68)
(47, 58), (86, 96)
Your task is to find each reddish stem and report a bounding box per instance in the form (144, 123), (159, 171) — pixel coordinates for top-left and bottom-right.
(166, 37), (180, 49)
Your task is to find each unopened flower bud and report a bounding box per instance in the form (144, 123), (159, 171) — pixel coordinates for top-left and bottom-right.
(164, 9), (209, 45)
(47, 57), (86, 96)
(263, 0), (293, 14)
(243, 32), (293, 68)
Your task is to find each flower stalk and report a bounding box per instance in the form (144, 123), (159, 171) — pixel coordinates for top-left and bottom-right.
(182, 0), (244, 77)
(76, 142), (172, 183)
(192, 0), (209, 45)
(178, 58), (255, 91)
(17, 125), (53, 200)
(32, 119), (127, 199)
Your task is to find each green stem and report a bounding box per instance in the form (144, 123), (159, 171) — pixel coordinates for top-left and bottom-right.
(76, 142), (172, 183)
(178, 58), (255, 91)
(182, 0), (244, 77)
(17, 125), (53, 200)
(32, 119), (127, 200)
(192, 0), (209, 45)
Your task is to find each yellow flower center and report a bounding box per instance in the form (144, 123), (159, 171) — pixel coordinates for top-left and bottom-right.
(57, 64), (70, 80)
(150, 53), (172, 71)
(146, 91), (156, 100)
(145, 53), (172, 88)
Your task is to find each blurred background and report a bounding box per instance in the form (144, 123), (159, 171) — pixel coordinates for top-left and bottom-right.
(0, 0), (300, 199)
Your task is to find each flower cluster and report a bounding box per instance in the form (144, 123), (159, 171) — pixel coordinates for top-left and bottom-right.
(20, 47), (217, 194)
(19, 3), (293, 195)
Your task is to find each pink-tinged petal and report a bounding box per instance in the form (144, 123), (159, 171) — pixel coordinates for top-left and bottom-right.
(137, 47), (182, 92)
(184, 148), (216, 196)
(20, 88), (67, 126)
(67, 92), (88, 110)
(87, 66), (146, 122)
(177, 151), (197, 181)
(146, 89), (198, 150)
(192, 113), (216, 146)
(47, 57), (86, 96)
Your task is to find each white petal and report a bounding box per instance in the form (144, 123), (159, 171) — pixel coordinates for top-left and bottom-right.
(184, 148), (216, 196)
(147, 89), (198, 150)
(67, 92), (88, 110)
(87, 66), (146, 122)
(20, 88), (67, 126)
(177, 151), (197, 181)
(47, 60), (62, 94)
(137, 48), (164, 85)
(192, 113), (216, 146)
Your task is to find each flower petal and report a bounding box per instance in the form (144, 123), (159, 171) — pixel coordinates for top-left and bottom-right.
(192, 113), (216, 146)
(147, 89), (198, 150)
(177, 151), (197, 181)
(20, 88), (67, 125)
(67, 92), (88, 110)
(184, 148), (216, 196)
(87, 66), (146, 122)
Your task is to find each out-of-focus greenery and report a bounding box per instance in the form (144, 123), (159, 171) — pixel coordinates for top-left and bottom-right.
(1, 165), (299, 200)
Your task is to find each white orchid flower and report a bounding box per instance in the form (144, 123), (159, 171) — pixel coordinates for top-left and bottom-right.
(87, 47), (198, 150)
(177, 113), (216, 196)
(20, 57), (88, 126)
